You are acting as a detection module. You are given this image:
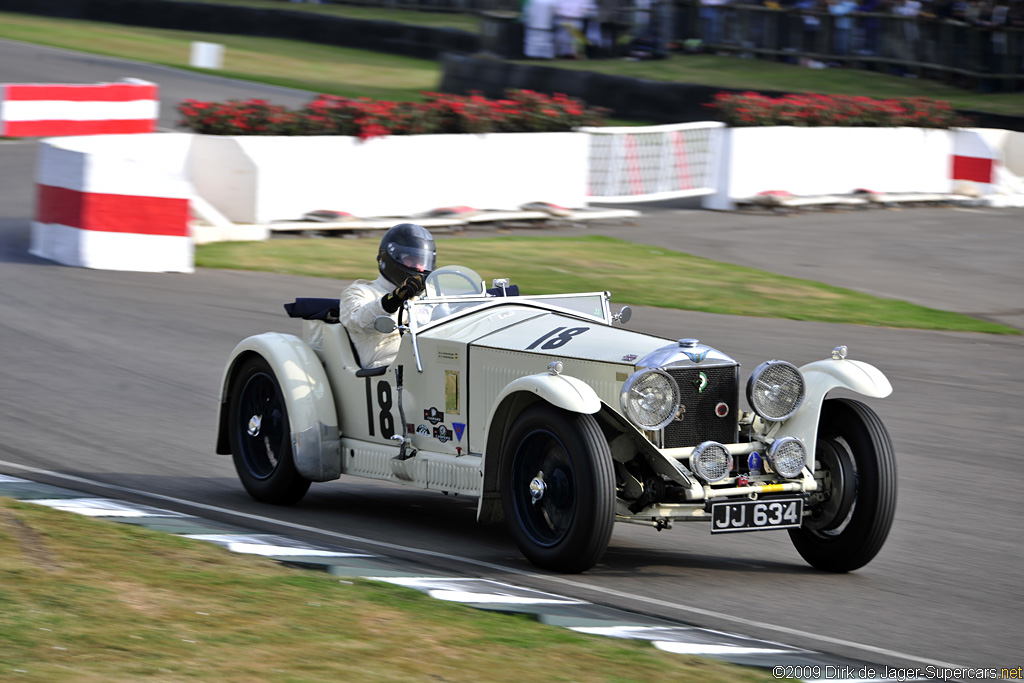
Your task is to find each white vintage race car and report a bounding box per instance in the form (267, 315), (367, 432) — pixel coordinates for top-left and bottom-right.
(216, 265), (896, 573)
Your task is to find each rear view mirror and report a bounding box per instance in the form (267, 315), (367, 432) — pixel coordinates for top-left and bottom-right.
(373, 316), (397, 333)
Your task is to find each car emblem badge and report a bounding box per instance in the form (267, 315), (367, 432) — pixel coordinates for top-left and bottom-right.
(622, 354), (637, 362)
(416, 424), (430, 436)
(747, 452), (762, 475)
(424, 407), (444, 425)
(452, 422), (466, 442)
(434, 425), (452, 443)
(694, 372), (708, 393)
(736, 474), (749, 487)
(683, 348), (709, 363)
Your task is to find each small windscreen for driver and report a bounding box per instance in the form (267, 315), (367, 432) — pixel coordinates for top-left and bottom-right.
(388, 244), (433, 272)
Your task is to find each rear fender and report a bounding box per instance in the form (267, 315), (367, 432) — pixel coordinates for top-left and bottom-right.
(216, 332), (341, 482)
(777, 358), (893, 465)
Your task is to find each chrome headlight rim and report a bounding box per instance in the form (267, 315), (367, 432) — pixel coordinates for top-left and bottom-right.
(767, 436), (807, 479)
(746, 360), (806, 422)
(691, 441), (732, 483)
(620, 368), (680, 431)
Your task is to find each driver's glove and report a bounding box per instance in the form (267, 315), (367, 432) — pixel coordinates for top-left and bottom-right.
(381, 274), (426, 314)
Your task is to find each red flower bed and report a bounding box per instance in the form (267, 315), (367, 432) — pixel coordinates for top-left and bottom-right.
(177, 90), (607, 138)
(705, 91), (969, 129)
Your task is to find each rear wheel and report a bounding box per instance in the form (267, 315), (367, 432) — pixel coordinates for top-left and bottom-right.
(228, 356), (311, 505)
(500, 404), (615, 573)
(789, 398), (896, 572)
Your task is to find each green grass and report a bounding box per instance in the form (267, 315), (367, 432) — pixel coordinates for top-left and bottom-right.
(2, 6), (1023, 114)
(0, 12), (443, 101)
(196, 235), (1018, 334)
(176, 0), (484, 31)
(0, 498), (770, 683)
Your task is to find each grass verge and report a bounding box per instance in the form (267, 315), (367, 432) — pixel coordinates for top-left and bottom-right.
(2, 8), (1023, 115)
(0, 498), (769, 682)
(0, 12), (442, 102)
(195, 235), (1018, 334)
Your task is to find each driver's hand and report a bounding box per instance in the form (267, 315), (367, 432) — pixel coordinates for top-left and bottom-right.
(395, 273), (426, 300)
(381, 273), (426, 314)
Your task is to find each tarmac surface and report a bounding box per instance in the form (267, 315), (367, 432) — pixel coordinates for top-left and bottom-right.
(2, 38), (1023, 674)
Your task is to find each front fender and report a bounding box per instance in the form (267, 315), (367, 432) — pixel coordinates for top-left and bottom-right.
(215, 332), (341, 482)
(492, 372), (602, 416)
(776, 357), (892, 465)
(476, 372), (601, 523)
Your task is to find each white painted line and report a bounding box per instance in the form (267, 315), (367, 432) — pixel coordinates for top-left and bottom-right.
(28, 497), (194, 518)
(571, 625), (698, 639)
(654, 642), (794, 656)
(370, 576), (586, 605)
(185, 534), (372, 558)
(0, 459), (972, 670)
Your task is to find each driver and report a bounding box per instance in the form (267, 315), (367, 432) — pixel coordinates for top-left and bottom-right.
(339, 223), (436, 369)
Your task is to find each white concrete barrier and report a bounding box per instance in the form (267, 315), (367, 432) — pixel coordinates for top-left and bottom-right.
(31, 125), (1021, 272)
(31, 134), (194, 272)
(703, 127), (955, 211)
(188, 132), (590, 224)
(0, 79), (158, 137)
(953, 128), (1024, 205)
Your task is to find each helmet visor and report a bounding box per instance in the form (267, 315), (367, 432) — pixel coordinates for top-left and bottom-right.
(387, 243), (435, 273)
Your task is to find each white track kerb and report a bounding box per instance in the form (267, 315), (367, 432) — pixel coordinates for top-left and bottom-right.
(0, 468), (970, 678)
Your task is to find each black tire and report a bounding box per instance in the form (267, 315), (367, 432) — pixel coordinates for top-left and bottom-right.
(789, 398), (896, 572)
(228, 356), (311, 505)
(500, 404), (615, 573)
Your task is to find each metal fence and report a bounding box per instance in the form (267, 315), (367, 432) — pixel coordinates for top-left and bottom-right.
(672, 2), (1024, 88)
(304, 0), (1024, 88)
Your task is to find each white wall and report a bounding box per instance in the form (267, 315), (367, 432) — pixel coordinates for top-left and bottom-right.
(188, 132), (591, 224)
(704, 127), (955, 210)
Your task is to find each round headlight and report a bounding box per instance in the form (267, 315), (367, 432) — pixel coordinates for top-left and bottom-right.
(746, 360), (805, 422)
(620, 369), (680, 431)
(767, 436), (806, 478)
(691, 442), (731, 483)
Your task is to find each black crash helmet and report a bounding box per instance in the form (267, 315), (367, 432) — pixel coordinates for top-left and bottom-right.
(377, 223), (436, 286)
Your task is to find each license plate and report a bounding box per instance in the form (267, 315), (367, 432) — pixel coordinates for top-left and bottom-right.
(710, 497), (803, 534)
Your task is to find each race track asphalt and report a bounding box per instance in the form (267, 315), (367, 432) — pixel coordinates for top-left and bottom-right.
(1, 38), (1023, 674)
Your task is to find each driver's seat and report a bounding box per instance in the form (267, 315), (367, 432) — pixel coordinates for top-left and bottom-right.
(283, 298), (386, 377)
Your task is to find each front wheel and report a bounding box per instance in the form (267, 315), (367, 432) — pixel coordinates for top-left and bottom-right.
(228, 356), (311, 505)
(500, 404), (615, 573)
(789, 398), (896, 572)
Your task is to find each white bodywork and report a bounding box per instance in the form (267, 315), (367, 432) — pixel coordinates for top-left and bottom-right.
(216, 267), (892, 527)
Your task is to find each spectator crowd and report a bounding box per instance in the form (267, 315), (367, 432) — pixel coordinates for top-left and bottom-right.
(519, 0), (1023, 84)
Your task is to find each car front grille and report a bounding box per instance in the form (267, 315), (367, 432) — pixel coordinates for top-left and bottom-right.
(663, 366), (739, 448)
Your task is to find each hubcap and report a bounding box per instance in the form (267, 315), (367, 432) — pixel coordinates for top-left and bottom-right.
(512, 428), (577, 547)
(529, 472), (546, 504)
(805, 439), (857, 532)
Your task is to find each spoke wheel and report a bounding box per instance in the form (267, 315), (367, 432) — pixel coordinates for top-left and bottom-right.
(228, 356), (310, 505)
(501, 404), (614, 573)
(788, 398), (896, 572)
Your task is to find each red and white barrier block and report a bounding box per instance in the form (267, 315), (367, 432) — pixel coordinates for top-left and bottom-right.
(31, 134), (194, 273)
(0, 79), (158, 138)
